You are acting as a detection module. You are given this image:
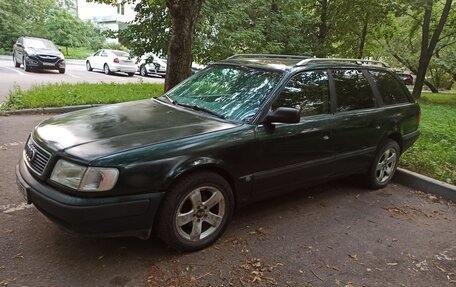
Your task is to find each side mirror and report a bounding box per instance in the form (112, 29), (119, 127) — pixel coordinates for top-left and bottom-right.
(58, 48), (62, 52)
(265, 107), (300, 124)
(16, 43), (23, 48)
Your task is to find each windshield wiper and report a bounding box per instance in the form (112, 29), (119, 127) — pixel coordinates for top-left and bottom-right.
(158, 94), (176, 105)
(176, 103), (226, 120)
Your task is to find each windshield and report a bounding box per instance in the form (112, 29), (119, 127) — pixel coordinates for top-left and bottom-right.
(166, 65), (282, 122)
(24, 38), (57, 50)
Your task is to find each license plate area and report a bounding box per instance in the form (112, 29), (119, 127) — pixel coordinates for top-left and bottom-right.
(43, 62), (55, 66)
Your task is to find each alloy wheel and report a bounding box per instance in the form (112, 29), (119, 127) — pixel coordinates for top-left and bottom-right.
(375, 148), (397, 183)
(175, 186), (226, 242)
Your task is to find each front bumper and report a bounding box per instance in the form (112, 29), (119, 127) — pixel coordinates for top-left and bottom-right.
(26, 56), (65, 70)
(16, 158), (164, 239)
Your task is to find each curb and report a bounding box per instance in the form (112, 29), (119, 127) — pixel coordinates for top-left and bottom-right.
(394, 168), (456, 202)
(0, 104), (103, 116)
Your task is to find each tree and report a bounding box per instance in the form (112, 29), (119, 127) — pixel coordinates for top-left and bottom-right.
(412, 0), (453, 97)
(45, 9), (104, 55)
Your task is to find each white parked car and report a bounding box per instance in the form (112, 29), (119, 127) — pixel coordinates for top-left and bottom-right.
(138, 53), (206, 78)
(137, 53), (167, 78)
(86, 49), (137, 77)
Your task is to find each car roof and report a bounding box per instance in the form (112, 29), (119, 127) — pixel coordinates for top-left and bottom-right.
(217, 54), (391, 72)
(22, 36), (52, 42)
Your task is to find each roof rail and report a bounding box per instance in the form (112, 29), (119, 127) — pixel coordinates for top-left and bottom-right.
(228, 54), (313, 60)
(296, 58), (389, 67)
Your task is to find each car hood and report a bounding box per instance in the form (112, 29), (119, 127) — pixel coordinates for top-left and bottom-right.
(33, 99), (238, 161)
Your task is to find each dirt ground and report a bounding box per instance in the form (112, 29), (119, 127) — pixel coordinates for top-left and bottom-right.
(1, 114), (455, 287)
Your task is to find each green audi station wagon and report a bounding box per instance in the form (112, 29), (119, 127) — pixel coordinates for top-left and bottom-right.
(16, 54), (420, 251)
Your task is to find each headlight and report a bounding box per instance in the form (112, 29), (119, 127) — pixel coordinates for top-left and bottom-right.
(50, 159), (119, 192)
(59, 52), (65, 59)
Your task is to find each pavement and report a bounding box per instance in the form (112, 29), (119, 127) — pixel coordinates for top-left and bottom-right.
(0, 55), (164, 103)
(0, 114), (455, 287)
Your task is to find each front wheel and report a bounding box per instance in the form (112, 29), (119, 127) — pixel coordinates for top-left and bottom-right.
(13, 54), (20, 67)
(140, 66), (148, 77)
(156, 172), (234, 252)
(86, 61), (92, 71)
(127, 72), (135, 77)
(366, 139), (400, 189)
(23, 57), (31, 72)
(59, 68), (65, 74)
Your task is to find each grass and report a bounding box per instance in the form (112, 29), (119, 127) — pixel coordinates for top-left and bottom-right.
(400, 93), (456, 184)
(1, 82), (164, 111)
(59, 46), (95, 60)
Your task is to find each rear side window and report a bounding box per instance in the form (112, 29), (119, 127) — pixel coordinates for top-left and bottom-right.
(369, 71), (410, 105)
(332, 69), (375, 112)
(272, 70), (329, 117)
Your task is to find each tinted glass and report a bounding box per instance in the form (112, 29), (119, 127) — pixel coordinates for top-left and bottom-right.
(333, 69), (375, 112)
(166, 65), (282, 122)
(369, 71), (410, 105)
(273, 71), (329, 117)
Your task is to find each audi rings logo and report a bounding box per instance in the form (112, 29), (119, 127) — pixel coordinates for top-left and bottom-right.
(25, 144), (36, 162)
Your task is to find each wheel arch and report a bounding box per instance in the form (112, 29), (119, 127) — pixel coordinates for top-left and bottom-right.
(162, 159), (240, 208)
(386, 132), (403, 154)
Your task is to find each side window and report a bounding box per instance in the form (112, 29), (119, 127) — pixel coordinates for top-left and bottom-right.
(332, 69), (375, 112)
(369, 71), (410, 105)
(272, 70), (330, 117)
(94, 50), (101, 56)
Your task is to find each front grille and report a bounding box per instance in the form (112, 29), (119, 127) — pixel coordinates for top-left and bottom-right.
(38, 55), (59, 63)
(24, 138), (51, 175)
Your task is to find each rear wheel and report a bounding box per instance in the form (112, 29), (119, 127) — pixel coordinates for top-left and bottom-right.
(140, 66), (148, 77)
(127, 72), (135, 77)
(156, 171), (234, 252)
(366, 139), (400, 189)
(86, 61), (92, 71)
(13, 54), (20, 67)
(103, 64), (111, 75)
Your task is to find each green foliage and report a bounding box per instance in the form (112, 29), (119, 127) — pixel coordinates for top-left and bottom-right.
(1, 82), (164, 111)
(0, 0), (105, 54)
(400, 93), (456, 184)
(58, 46), (95, 59)
(102, 42), (129, 51)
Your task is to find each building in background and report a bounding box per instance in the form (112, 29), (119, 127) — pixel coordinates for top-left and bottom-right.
(74, 0), (136, 43)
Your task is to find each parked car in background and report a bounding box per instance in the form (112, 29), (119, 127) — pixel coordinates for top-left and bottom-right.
(138, 53), (205, 77)
(397, 72), (414, 85)
(138, 53), (167, 77)
(16, 55), (420, 252)
(13, 36), (66, 74)
(86, 49), (136, 77)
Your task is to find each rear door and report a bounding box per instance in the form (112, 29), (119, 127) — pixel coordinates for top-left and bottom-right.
(252, 70), (335, 199)
(329, 69), (384, 175)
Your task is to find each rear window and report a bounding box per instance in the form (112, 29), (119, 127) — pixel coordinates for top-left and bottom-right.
(111, 50), (129, 57)
(332, 69), (375, 112)
(369, 71), (410, 105)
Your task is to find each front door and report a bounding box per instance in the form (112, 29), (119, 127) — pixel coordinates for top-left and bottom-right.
(252, 70), (335, 199)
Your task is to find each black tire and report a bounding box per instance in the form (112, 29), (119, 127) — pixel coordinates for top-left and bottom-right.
(140, 66), (148, 77)
(86, 61), (93, 71)
(103, 63), (111, 75)
(127, 72), (135, 77)
(59, 68), (65, 74)
(366, 139), (400, 190)
(23, 57), (31, 72)
(13, 54), (20, 67)
(156, 171), (234, 252)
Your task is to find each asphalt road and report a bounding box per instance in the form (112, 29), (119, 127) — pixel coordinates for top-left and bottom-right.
(0, 55), (164, 103)
(0, 114), (455, 287)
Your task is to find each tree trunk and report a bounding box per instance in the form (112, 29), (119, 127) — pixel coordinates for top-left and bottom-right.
(316, 0), (329, 57)
(357, 15), (369, 59)
(412, 0), (453, 98)
(165, 0), (204, 92)
(66, 46), (69, 56)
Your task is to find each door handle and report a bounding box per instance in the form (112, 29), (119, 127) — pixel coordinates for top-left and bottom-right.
(323, 135), (330, 140)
